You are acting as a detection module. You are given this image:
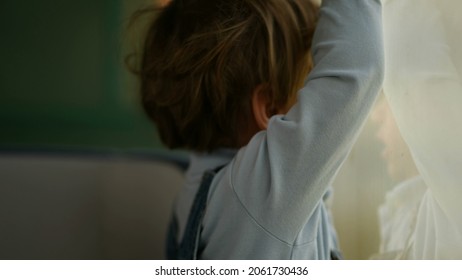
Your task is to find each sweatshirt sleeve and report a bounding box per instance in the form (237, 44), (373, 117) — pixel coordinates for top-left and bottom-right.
(230, 0), (385, 243)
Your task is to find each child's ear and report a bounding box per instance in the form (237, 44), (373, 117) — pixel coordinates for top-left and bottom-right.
(252, 85), (272, 130)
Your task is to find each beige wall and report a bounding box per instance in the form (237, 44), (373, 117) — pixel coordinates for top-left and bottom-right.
(0, 154), (183, 259)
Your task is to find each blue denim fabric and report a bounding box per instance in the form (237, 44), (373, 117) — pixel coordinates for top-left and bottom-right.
(166, 167), (221, 260)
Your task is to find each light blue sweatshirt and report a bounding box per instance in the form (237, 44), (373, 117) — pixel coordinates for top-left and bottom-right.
(174, 0), (384, 259)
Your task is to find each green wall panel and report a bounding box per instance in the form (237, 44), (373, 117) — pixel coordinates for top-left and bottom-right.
(0, 0), (164, 150)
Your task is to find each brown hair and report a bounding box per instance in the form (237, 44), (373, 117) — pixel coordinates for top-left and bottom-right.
(130, 0), (318, 152)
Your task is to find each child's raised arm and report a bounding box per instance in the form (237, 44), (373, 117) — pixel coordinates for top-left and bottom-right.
(231, 0), (384, 242)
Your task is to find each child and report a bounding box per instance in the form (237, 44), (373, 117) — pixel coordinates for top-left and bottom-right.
(133, 0), (384, 259)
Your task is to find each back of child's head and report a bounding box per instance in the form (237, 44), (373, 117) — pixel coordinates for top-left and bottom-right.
(133, 0), (318, 152)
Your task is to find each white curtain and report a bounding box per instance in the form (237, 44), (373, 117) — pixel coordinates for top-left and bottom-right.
(380, 0), (462, 259)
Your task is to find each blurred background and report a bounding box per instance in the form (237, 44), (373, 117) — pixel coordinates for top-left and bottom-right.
(0, 0), (189, 260)
(0, 0), (410, 260)
(0, 0), (161, 149)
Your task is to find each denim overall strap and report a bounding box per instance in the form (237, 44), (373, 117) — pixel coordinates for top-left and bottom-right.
(330, 249), (343, 260)
(166, 166), (223, 260)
